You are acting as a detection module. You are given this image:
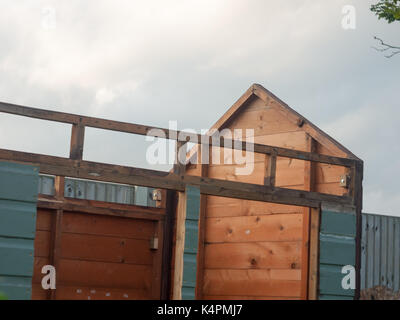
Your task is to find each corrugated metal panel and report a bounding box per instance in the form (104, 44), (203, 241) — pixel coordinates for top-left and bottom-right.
(319, 208), (356, 300)
(182, 185), (200, 300)
(361, 213), (400, 291)
(38, 175), (156, 207)
(0, 161), (39, 300)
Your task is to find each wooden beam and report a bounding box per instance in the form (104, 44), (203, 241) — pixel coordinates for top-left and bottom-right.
(160, 190), (177, 300)
(0, 148), (354, 208)
(264, 154), (277, 186)
(49, 176), (64, 300)
(152, 219), (164, 299)
(37, 196), (165, 221)
(301, 136), (316, 300)
(172, 186), (200, 300)
(172, 191), (187, 300)
(307, 207), (321, 300)
(69, 123), (85, 160)
(0, 101), (358, 167)
(173, 140), (187, 176)
(195, 146), (209, 299)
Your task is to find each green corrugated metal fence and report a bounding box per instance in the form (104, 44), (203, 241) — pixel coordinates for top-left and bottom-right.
(361, 213), (400, 292)
(0, 161), (39, 300)
(181, 186), (200, 300)
(318, 207), (356, 300)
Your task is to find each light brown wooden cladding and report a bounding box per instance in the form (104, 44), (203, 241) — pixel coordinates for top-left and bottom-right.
(181, 94), (353, 300)
(53, 285), (150, 300)
(34, 230), (51, 257)
(205, 214), (303, 243)
(32, 257), (50, 285)
(36, 208), (53, 231)
(229, 105), (300, 136)
(61, 211), (155, 240)
(206, 196), (303, 218)
(59, 233), (154, 265)
(314, 141), (347, 196)
(32, 205), (159, 300)
(207, 162), (264, 185)
(203, 269), (301, 297)
(56, 259), (152, 289)
(204, 242), (302, 270)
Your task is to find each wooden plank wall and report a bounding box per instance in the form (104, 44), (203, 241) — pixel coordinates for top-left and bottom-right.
(32, 205), (165, 300)
(184, 96), (349, 300)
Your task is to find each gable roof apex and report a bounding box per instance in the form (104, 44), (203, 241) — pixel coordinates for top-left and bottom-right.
(209, 83), (360, 161)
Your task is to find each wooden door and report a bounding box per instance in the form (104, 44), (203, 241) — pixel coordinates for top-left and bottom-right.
(32, 205), (164, 300)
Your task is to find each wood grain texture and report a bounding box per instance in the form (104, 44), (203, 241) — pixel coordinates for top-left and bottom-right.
(204, 242), (302, 270)
(172, 191), (187, 300)
(308, 207), (320, 300)
(203, 269), (301, 297)
(59, 233), (154, 265)
(32, 194), (164, 300)
(56, 258), (153, 290)
(61, 211), (155, 240)
(205, 214), (303, 243)
(206, 196), (303, 218)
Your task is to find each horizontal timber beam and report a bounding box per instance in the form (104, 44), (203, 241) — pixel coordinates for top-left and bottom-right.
(0, 101), (357, 167)
(37, 195), (165, 221)
(0, 148), (354, 208)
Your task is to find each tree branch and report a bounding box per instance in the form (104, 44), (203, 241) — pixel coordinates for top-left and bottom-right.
(373, 36), (400, 58)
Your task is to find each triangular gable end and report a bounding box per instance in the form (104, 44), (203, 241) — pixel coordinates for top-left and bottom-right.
(207, 83), (360, 160)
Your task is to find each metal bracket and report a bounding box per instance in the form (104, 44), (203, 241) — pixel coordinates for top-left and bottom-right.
(150, 236), (159, 250)
(152, 189), (162, 201)
(340, 174), (351, 188)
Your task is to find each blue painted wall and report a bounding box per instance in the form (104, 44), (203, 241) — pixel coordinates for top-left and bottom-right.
(0, 161), (39, 300)
(319, 209), (356, 300)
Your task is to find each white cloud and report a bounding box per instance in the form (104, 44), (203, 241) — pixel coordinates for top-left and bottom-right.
(0, 0), (399, 215)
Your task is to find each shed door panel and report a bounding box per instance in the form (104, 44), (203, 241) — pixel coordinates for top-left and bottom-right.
(32, 208), (158, 300)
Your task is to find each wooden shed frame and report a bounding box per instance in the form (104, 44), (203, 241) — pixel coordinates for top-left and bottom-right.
(0, 84), (363, 299)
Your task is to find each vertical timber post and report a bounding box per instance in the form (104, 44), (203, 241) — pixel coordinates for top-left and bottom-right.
(172, 185), (201, 300)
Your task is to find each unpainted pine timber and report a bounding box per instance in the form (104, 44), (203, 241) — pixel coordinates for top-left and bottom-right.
(52, 285), (151, 300)
(49, 176), (64, 299)
(60, 212), (155, 240)
(308, 207), (321, 300)
(59, 233), (153, 265)
(203, 269), (302, 298)
(205, 214), (303, 243)
(152, 219), (164, 299)
(55, 258), (153, 290)
(0, 149), (354, 209)
(251, 84), (359, 160)
(69, 123), (85, 160)
(173, 140), (187, 176)
(160, 190), (177, 300)
(196, 146), (209, 300)
(301, 136), (316, 299)
(0, 101), (357, 167)
(204, 241), (302, 270)
(172, 191), (187, 300)
(206, 199), (302, 218)
(264, 154), (277, 186)
(37, 195), (165, 221)
(34, 230), (51, 258)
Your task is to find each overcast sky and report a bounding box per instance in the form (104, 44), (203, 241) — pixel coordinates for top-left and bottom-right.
(0, 1), (399, 216)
